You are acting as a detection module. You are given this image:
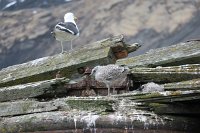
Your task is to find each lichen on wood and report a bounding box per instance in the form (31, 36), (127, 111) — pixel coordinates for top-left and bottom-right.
(0, 36), (199, 132)
(65, 97), (115, 112)
(130, 64), (200, 83)
(164, 78), (200, 91)
(0, 100), (58, 117)
(0, 35), (137, 87)
(0, 110), (199, 132)
(0, 78), (69, 102)
(146, 102), (200, 115)
(117, 40), (200, 68)
(114, 90), (200, 103)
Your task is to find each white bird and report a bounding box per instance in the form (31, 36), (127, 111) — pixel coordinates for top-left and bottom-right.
(90, 64), (130, 96)
(141, 82), (164, 93)
(51, 12), (79, 53)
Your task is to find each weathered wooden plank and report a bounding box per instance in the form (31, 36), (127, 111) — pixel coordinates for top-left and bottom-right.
(114, 90), (200, 103)
(65, 97), (114, 112)
(146, 102), (200, 115)
(130, 64), (200, 83)
(0, 35), (140, 87)
(164, 78), (200, 91)
(0, 111), (199, 132)
(0, 78), (69, 102)
(0, 97), (114, 117)
(117, 40), (200, 68)
(129, 91), (200, 103)
(0, 100), (58, 117)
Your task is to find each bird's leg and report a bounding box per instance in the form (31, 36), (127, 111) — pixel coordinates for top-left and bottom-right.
(126, 77), (130, 93)
(106, 84), (110, 96)
(60, 41), (64, 53)
(71, 40), (73, 50)
(113, 87), (116, 94)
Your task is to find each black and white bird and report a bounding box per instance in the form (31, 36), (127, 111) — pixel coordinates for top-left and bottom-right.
(51, 12), (79, 53)
(90, 64), (130, 96)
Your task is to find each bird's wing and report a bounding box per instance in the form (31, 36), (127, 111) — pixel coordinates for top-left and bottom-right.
(55, 22), (79, 35)
(105, 67), (125, 81)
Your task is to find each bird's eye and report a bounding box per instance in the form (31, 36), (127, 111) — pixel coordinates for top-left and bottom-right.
(56, 26), (61, 30)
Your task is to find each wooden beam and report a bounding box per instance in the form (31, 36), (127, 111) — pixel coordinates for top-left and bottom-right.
(0, 111), (199, 132)
(164, 78), (200, 91)
(130, 64), (200, 83)
(145, 102), (200, 115)
(114, 90), (200, 103)
(0, 78), (69, 102)
(117, 40), (200, 68)
(0, 97), (114, 117)
(0, 35), (140, 87)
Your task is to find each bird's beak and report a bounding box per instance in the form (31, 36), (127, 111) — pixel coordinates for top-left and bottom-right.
(74, 16), (78, 21)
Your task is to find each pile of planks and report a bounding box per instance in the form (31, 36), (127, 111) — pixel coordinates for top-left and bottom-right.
(0, 35), (199, 132)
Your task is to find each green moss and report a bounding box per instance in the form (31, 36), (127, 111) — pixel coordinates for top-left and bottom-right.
(147, 103), (168, 113)
(0, 128), (7, 133)
(148, 103), (167, 109)
(0, 125), (18, 133)
(133, 92), (162, 99)
(65, 99), (114, 112)
(170, 91), (181, 96)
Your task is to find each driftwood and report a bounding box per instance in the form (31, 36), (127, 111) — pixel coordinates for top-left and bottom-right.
(0, 35), (140, 87)
(117, 40), (200, 68)
(0, 78), (69, 102)
(164, 78), (200, 91)
(145, 102), (200, 115)
(130, 91), (200, 103)
(0, 111), (199, 133)
(0, 94), (199, 133)
(114, 90), (200, 115)
(0, 100), (58, 117)
(114, 90), (200, 103)
(0, 36), (200, 132)
(0, 97), (114, 117)
(130, 64), (200, 83)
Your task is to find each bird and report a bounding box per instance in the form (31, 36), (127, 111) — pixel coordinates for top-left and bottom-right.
(90, 64), (130, 96)
(140, 82), (164, 93)
(51, 12), (79, 53)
